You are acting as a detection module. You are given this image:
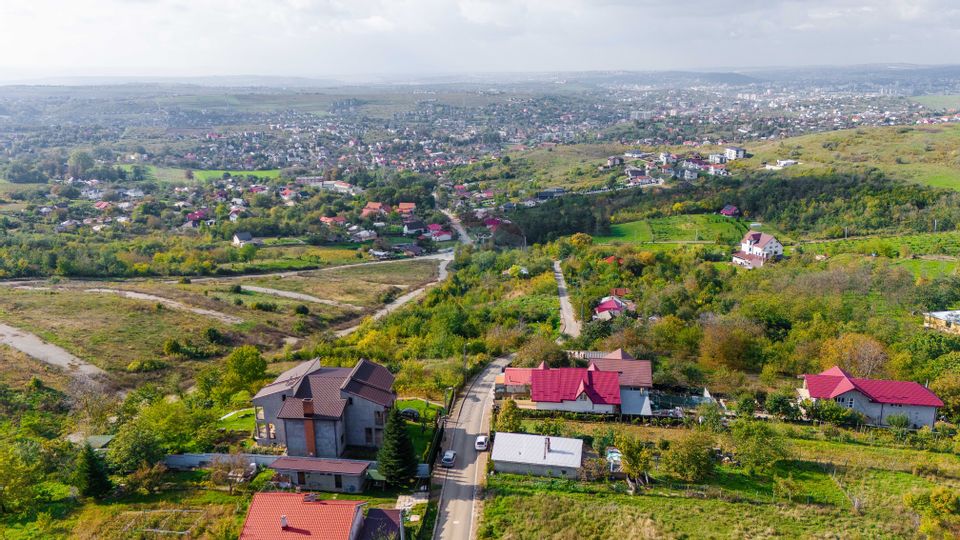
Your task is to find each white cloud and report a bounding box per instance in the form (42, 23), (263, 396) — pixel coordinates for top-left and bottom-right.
(0, 0), (957, 79)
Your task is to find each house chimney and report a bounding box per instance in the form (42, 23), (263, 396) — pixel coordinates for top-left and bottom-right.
(302, 398), (314, 416)
(280, 515), (288, 529)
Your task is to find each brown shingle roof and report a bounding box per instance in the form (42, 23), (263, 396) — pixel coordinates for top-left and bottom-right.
(278, 397), (347, 420)
(589, 358), (653, 388)
(269, 456), (370, 475)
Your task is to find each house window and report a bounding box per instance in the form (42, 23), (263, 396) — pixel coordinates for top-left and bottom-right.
(255, 406), (265, 420)
(297, 471), (306, 485)
(257, 424), (268, 439)
(334, 475), (343, 489)
(267, 423), (276, 439)
(365, 428), (373, 445)
(347, 397), (353, 405)
(374, 411), (384, 426)
(834, 397), (854, 408)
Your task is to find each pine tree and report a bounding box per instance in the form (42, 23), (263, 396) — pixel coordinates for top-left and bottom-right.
(74, 443), (112, 498)
(376, 407), (418, 486)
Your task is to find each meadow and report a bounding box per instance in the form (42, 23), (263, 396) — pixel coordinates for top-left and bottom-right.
(594, 215), (786, 246)
(483, 420), (959, 539)
(744, 124), (960, 190)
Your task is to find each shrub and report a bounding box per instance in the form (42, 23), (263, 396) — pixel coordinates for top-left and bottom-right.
(661, 430), (715, 483)
(229, 284), (243, 294)
(126, 359), (169, 373)
(251, 301), (278, 312)
(205, 327), (225, 344)
(294, 304), (310, 316)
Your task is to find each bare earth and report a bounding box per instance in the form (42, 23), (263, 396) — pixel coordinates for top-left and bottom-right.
(0, 322), (105, 379)
(83, 288), (244, 325)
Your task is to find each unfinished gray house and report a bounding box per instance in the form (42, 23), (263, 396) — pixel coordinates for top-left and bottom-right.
(251, 358), (396, 457)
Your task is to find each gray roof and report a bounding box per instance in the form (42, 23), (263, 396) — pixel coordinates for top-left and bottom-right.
(926, 310), (960, 323)
(491, 433), (583, 469)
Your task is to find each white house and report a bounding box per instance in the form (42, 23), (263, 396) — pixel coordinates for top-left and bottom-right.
(491, 433), (583, 478)
(731, 231), (782, 269)
(724, 146), (746, 160)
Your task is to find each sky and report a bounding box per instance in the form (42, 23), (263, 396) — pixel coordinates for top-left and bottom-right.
(1, 0), (959, 81)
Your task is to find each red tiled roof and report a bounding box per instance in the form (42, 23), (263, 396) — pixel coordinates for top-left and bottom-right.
(502, 368), (534, 386)
(530, 367), (621, 405)
(589, 358), (652, 388)
(269, 457), (370, 476)
(240, 493), (363, 540)
(803, 366), (944, 407)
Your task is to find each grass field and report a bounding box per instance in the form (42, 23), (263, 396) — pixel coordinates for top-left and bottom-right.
(236, 258), (440, 307)
(911, 94), (960, 111)
(595, 215), (786, 246)
(485, 421), (958, 539)
(744, 124), (960, 190)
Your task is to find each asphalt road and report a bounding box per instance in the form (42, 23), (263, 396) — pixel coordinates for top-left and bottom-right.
(442, 209), (474, 246)
(434, 355), (512, 540)
(553, 260), (581, 338)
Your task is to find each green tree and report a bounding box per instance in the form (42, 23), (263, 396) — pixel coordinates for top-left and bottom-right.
(224, 345), (267, 392)
(765, 391), (800, 421)
(0, 444), (38, 514)
(107, 422), (164, 473)
(496, 399), (523, 433)
(67, 150), (95, 178)
(735, 395), (757, 418)
(730, 419), (789, 476)
(696, 402), (726, 433)
(931, 372), (960, 423)
(616, 435), (655, 485)
(661, 430), (715, 483)
(73, 443), (112, 498)
(376, 407), (418, 487)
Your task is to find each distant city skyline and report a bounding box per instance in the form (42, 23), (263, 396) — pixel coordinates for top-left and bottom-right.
(2, 0), (959, 81)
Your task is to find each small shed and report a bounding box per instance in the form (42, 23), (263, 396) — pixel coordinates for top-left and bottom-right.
(268, 457), (370, 493)
(491, 433), (583, 478)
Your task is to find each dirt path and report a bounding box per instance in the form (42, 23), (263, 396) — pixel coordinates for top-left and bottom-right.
(334, 256), (452, 337)
(553, 260), (581, 339)
(84, 288), (244, 325)
(237, 285), (363, 310)
(0, 322), (106, 379)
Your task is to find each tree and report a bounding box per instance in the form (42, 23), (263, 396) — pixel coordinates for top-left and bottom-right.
(570, 233), (593, 250)
(661, 430), (715, 483)
(74, 443), (112, 499)
(699, 317), (765, 372)
(617, 435), (654, 485)
(224, 345), (268, 391)
(0, 444), (39, 514)
(730, 419), (789, 476)
(67, 150), (95, 178)
(931, 372), (960, 423)
(514, 335), (570, 368)
(209, 453), (249, 495)
(495, 399), (523, 433)
(766, 391), (800, 421)
(696, 402), (725, 433)
(819, 333), (888, 377)
(377, 407), (418, 487)
(106, 421), (164, 473)
(735, 395), (757, 418)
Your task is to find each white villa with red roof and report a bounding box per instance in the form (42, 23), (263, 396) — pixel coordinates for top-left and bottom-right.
(732, 231), (783, 269)
(251, 358), (396, 458)
(798, 366), (943, 428)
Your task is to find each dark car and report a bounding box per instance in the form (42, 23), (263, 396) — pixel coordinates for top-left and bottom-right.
(399, 408), (421, 421)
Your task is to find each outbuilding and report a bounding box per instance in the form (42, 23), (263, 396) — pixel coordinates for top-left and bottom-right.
(491, 432), (583, 477)
(268, 456), (370, 493)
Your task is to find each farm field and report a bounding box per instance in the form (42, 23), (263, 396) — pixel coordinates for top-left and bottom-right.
(120, 164), (283, 183)
(743, 124), (960, 190)
(911, 94), (960, 110)
(213, 244), (363, 274)
(800, 229), (960, 258)
(595, 215), (786, 246)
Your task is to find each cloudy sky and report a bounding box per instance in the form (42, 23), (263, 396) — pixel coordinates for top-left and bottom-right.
(1, 0), (958, 80)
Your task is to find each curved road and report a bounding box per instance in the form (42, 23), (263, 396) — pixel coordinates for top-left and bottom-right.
(434, 355), (512, 540)
(553, 260), (581, 338)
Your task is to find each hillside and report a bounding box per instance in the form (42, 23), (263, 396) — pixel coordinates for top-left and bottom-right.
(743, 124), (960, 190)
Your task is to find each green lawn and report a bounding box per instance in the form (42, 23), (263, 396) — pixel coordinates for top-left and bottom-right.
(911, 94), (960, 110)
(217, 408), (255, 432)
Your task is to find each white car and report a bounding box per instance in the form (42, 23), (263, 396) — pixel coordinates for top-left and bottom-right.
(440, 450), (457, 467)
(474, 435), (489, 451)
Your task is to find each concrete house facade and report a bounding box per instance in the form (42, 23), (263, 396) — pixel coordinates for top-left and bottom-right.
(732, 231), (783, 269)
(252, 359), (396, 458)
(798, 366), (943, 428)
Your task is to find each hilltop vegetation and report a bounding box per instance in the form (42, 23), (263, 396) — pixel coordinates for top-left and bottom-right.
(743, 124), (960, 190)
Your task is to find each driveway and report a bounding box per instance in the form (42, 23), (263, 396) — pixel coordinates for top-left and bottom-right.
(553, 260), (581, 338)
(433, 355), (512, 540)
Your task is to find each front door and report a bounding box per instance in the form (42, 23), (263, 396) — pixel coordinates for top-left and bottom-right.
(297, 471), (305, 485)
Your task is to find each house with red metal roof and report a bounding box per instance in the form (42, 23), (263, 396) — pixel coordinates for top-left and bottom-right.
(240, 493), (401, 540)
(593, 295), (635, 321)
(530, 364), (621, 414)
(251, 359), (396, 458)
(798, 366), (943, 428)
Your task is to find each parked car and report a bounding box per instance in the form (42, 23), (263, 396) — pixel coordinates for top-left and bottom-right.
(474, 435), (489, 451)
(399, 408), (421, 421)
(440, 450), (457, 467)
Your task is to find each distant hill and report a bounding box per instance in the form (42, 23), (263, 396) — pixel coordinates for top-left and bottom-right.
(742, 124), (960, 190)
